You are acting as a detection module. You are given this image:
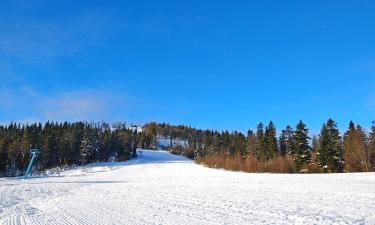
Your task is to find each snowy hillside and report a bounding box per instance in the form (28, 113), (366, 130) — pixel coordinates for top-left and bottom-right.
(1, 150), (375, 225)
(156, 137), (187, 149)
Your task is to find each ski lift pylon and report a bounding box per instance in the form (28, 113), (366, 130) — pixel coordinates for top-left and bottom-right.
(24, 149), (40, 179)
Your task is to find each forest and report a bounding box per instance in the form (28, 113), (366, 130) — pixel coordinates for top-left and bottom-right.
(143, 119), (375, 173)
(0, 119), (374, 177)
(0, 122), (140, 177)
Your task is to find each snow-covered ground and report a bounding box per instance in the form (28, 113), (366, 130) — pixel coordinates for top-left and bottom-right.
(156, 137), (187, 149)
(1, 150), (375, 225)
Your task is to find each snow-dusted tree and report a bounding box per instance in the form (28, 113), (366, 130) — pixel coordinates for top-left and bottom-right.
(80, 130), (99, 165)
(293, 120), (311, 170)
(264, 121), (277, 161)
(317, 119), (344, 172)
(279, 126), (294, 156)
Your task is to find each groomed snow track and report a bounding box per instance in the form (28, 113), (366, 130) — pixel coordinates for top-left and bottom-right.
(1, 150), (375, 225)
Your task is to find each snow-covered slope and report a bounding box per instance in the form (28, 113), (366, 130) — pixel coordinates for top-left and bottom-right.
(1, 150), (375, 225)
(156, 137), (187, 149)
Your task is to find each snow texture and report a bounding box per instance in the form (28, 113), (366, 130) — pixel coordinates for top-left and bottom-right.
(1, 150), (375, 225)
(156, 137), (187, 149)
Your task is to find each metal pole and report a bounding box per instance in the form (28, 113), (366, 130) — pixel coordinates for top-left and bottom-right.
(24, 150), (39, 179)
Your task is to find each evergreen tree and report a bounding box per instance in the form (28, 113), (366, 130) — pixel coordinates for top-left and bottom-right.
(255, 122), (265, 160)
(311, 135), (319, 153)
(70, 122), (84, 164)
(6, 124), (23, 175)
(264, 121), (277, 161)
(279, 126), (294, 156)
(0, 131), (8, 176)
(99, 129), (112, 161)
(367, 122), (375, 170)
(317, 124), (330, 171)
(284, 126), (295, 156)
(212, 133), (220, 152)
(278, 132), (287, 157)
(247, 129), (256, 157)
(317, 119), (344, 172)
(293, 120), (311, 170)
(59, 122), (72, 165)
(80, 128), (99, 165)
(233, 132), (247, 156)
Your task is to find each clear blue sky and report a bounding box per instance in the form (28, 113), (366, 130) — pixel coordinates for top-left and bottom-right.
(0, 0), (374, 133)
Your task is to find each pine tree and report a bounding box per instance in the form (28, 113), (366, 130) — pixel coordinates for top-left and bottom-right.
(247, 129), (256, 157)
(293, 120), (311, 171)
(279, 126), (294, 156)
(317, 124), (330, 171)
(0, 126), (8, 176)
(41, 122), (58, 169)
(233, 132), (247, 156)
(285, 126), (295, 156)
(59, 122), (72, 165)
(255, 123), (265, 161)
(317, 119), (344, 172)
(367, 122), (375, 171)
(311, 135), (319, 153)
(99, 129), (112, 161)
(80, 129), (98, 165)
(212, 133), (220, 152)
(70, 123), (84, 164)
(264, 121), (277, 161)
(278, 131), (287, 156)
(20, 126), (32, 173)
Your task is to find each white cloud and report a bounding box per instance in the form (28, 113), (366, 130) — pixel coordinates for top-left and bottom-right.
(42, 90), (107, 121)
(0, 12), (110, 67)
(0, 84), (138, 123)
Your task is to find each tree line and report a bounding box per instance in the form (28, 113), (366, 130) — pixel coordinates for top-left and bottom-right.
(1, 119), (374, 177)
(0, 121), (140, 177)
(144, 119), (375, 173)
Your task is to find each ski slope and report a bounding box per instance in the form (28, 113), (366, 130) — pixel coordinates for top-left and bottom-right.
(1, 150), (375, 225)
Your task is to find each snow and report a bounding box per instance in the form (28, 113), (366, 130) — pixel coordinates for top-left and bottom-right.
(156, 137), (187, 149)
(1, 150), (375, 225)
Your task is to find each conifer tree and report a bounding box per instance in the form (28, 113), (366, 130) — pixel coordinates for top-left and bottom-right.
(311, 135), (319, 153)
(293, 120), (311, 170)
(233, 132), (247, 156)
(80, 128), (99, 165)
(278, 132), (287, 156)
(212, 133), (220, 152)
(279, 126), (294, 156)
(367, 122), (375, 170)
(41, 122), (58, 169)
(0, 132), (8, 176)
(247, 129), (256, 157)
(264, 121), (277, 161)
(317, 119), (344, 172)
(317, 124), (330, 171)
(0, 126), (7, 174)
(255, 123), (265, 161)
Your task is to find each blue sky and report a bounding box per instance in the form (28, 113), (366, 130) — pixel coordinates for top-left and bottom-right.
(0, 0), (374, 133)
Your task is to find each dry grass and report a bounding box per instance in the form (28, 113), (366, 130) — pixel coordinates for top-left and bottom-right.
(196, 152), (297, 173)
